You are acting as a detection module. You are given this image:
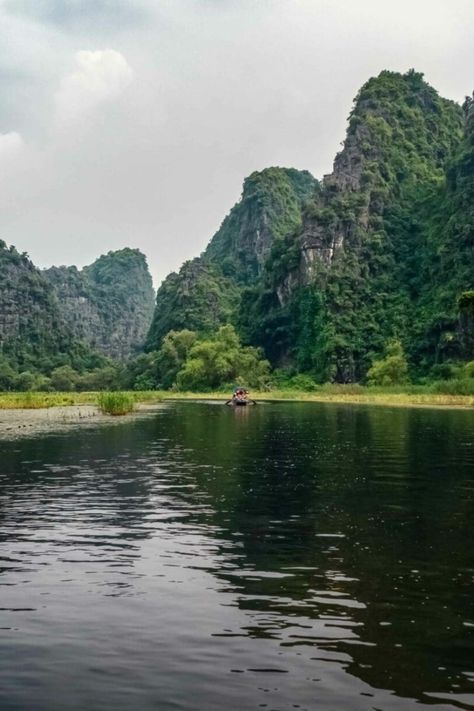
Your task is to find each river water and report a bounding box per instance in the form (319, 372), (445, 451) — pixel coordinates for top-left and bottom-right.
(0, 401), (473, 711)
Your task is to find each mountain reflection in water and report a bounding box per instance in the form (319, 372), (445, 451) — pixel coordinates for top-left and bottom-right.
(0, 402), (473, 711)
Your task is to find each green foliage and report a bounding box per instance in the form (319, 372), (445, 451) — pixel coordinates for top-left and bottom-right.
(429, 378), (474, 395)
(367, 340), (409, 386)
(285, 374), (319, 391)
(175, 325), (271, 391)
(154, 330), (197, 388)
(239, 70), (467, 381)
(463, 360), (474, 378)
(50, 365), (80, 392)
(205, 167), (318, 283)
(76, 366), (120, 392)
(145, 259), (239, 351)
(46, 248), (155, 360)
(96, 391), (135, 416)
(0, 358), (18, 391)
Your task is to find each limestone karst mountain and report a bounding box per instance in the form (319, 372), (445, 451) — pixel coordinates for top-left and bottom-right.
(45, 248), (155, 360)
(146, 70), (472, 381)
(0, 245), (155, 378)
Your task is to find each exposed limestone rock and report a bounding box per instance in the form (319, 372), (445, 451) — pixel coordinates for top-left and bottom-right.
(45, 248), (155, 360)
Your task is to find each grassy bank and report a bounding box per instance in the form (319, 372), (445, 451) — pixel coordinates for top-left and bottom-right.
(0, 386), (472, 410)
(167, 385), (474, 408)
(0, 391), (164, 410)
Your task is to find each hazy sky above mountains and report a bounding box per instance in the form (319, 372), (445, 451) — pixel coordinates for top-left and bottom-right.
(0, 0), (472, 285)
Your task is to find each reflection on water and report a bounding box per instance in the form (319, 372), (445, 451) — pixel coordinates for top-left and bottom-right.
(0, 402), (473, 711)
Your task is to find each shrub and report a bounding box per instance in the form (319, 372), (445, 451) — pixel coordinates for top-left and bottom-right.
(287, 374), (319, 391)
(429, 378), (474, 395)
(463, 360), (474, 378)
(50, 365), (80, 392)
(367, 340), (409, 386)
(97, 392), (135, 416)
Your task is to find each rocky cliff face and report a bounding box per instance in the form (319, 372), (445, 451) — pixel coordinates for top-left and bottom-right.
(45, 248), (155, 360)
(205, 167), (317, 283)
(244, 70), (466, 379)
(0, 241), (77, 369)
(146, 70), (472, 381)
(292, 70), (463, 289)
(145, 167), (317, 351)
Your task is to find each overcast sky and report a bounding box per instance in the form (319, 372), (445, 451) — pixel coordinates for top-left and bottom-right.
(0, 0), (472, 286)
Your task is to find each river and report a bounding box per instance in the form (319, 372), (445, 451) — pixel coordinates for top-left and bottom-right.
(0, 401), (473, 710)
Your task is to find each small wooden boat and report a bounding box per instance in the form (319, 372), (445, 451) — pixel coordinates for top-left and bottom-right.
(232, 397), (250, 407)
(225, 388), (256, 406)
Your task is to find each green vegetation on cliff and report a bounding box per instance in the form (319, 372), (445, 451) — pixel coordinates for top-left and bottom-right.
(0, 241), (100, 376)
(145, 167), (317, 352)
(145, 259), (239, 350)
(143, 70), (472, 391)
(0, 245), (154, 392)
(205, 167), (317, 282)
(46, 247), (155, 360)
(243, 71), (466, 382)
(1, 70), (472, 395)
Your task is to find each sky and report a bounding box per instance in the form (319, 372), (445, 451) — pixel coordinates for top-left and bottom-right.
(0, 0), (472, 286)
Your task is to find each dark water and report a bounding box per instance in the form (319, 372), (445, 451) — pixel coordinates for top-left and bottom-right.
(0, 402), (473, 711)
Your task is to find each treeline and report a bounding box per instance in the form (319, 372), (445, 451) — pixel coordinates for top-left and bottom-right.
(0, 326), (270, 393)
(1, 327), (473, 393)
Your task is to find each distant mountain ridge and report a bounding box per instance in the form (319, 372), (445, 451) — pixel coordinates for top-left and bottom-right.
(45, 248), (155, 360)
(0, 244), (155, 374)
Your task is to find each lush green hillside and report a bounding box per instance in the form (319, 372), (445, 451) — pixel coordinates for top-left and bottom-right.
(145, 259), (239, 350)
(46, 248), (155, 360)
(205, 167), (317, 283)
(0, 245), (155, 391)
(145, 167), (317, 352)
(411, 93), (474, 371)
(242, 70), (465, 381)
(144, 70), (472, 388)
(0, 241), (104, 388)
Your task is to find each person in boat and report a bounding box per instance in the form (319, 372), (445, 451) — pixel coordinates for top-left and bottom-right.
(226, 387), (255, 405)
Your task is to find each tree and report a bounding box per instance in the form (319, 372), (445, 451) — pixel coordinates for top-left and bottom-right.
(14, 371), (37, 391)
(0, 359), (17, 391)
(50, 365), (80, 392)
(156, 330), (198, 388)
(176, 325), (270, 391)
(367, 339), (409, 386)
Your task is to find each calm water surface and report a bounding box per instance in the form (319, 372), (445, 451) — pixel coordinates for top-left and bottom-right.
(0, 402), (473, 711)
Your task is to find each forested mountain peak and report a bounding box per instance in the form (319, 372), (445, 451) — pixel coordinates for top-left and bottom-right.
(146, 70), (472, 384)
(45, 248), (155, 360)
(205, 166), (317, 283)
(145, 166), (316, 350)
(0, 241), (86, 374)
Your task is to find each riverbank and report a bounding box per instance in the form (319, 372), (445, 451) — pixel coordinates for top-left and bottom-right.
(0, 391), (163, 409)
(168, 389), (474, 408)
(0, 387), (472, 415)
(0, 402), (165, 440)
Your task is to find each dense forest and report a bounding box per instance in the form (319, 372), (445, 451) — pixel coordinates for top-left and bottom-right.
(0, 70), (472, 392)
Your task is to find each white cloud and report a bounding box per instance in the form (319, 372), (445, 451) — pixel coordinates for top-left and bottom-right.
(54, 49), (133, 125)
(0, 131), (25, 158)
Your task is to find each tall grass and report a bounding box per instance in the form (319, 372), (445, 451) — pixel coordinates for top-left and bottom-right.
(96, 392), (136, 416)
(0, 391), (164, 410)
